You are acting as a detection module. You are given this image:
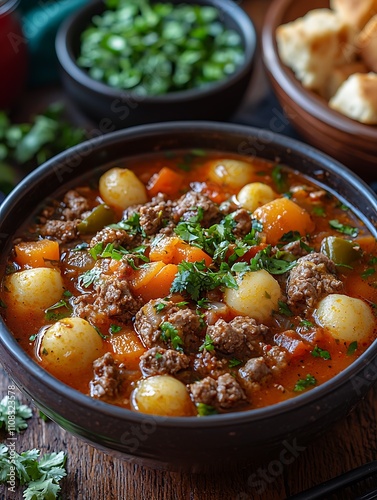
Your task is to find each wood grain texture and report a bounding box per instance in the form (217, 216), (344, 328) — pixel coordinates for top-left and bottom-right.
(2, 1), (377, 499)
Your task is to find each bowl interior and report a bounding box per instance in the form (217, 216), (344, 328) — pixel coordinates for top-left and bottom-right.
(1, 122), (377, 470)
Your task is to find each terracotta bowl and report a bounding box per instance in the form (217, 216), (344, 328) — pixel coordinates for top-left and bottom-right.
(1, 122), (377, 472)
(55, 0), (256, 129)
(261, 0), (377, 181)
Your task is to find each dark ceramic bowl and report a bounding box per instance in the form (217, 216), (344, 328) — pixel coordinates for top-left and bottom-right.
(261, 0), (377, 181)
(55, 0), (256, 129)
(1, 122), (377, 472)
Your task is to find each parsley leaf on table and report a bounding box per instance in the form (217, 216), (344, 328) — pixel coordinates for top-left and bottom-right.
(0, 444), (66, 500)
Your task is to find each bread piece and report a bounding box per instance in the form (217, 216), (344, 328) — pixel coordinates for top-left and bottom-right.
(331, 0), (377, 30)
(276, 9), (356, 93)
(321, 61), (368, 100)
(329, 72), (377, 124)
(356, 15), (377, 71)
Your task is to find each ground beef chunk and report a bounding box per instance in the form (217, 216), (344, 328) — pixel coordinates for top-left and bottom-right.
(189, 373), (246, 410)
(39, 219), (79, 243)
(139, 194), (174, 235)
(173, 191), (221, 227)
(231, 209), (252, 238)
(193, 350), (229, 379)
(74, 272), (143, 325)
(263, 345), (290, 373)
(124, 194), (174, 236)
(134, 299), (203, 352)
(90, 353), (124, 400)
(207, 316), (269, 357)
(139, 347), (190, 376)
(238, 357), (271, 388)
(279, 239), (310, 258)
(286, 252), (343, 311)
(90, 227), (136, 249)
(62, 189), (90, 220)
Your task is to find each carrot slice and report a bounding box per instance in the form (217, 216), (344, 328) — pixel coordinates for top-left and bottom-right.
(110, 329), (146, 369)
(14, 239), (60, 268)
(253, 197), (314, 245)
(135, 264), (179, 302)
(130, 261), (165, 290)
(147, 167), (184, 198)
(150, 237), (212, 266)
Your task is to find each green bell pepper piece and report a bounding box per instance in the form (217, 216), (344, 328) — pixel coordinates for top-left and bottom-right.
(78, 204), (116, 234)
(320, 236), (361, 266)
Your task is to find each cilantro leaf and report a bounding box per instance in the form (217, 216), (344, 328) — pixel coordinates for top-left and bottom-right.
(347, 341), (358, 356)
(197, 403), (218, 416)
(199, 334), (215, 352)
(329, 219), (359, 238)
(78, 268), (102, 288)
(311, 345), (331, 360)
(293, 374), (317, 392)
(160, 322), (184, 351)
(249, 246), (297, 275)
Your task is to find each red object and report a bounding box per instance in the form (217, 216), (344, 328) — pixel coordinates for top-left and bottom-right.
(0, 0), (28, 110)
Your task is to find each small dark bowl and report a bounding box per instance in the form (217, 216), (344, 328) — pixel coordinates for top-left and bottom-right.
(1, 122), (377, 472)
(55, 0), (256, 129)
(261, 0), (377, 181)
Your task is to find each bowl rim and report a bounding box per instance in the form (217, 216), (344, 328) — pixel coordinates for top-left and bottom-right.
(55, 0), (257, 104)
(261, 0), (377, 141)
(1, 120), (377, 428)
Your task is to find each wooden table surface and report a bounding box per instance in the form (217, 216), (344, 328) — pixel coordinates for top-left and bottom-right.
(2, 1), (377, 499)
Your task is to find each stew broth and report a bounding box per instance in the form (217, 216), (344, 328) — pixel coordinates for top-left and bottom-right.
(1, 150), (376, 416)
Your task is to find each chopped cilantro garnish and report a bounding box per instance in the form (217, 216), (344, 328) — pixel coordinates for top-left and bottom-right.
(362, 268), (376, 279)
(94, 325), (108, 339)
(0, 444), (66, 499)
(155, 352), (163, 360)
(109, 213), (144, 236)
(196, 403), (218, 416)
(110, 324), (122, 334)
(347, 341), (358, 356)
(271, 164), (287, 193)
(312, 206), (326, 217)
(311, 345), (331, 360)
(29, 334), (37, 342)
(229, 358), (242, 368)
(249, 246), (297, 275)
(170, 260), (237, 302)
(293, 374), (317, 392)
(160, 322), (183, 351)
(278, 300), (293, 317)
(197, 298), (210, 309)
(154, 301), (168, 313)
(78, 268), (102, 288)
(199, 334), (215, 352)
(72, 242), (89, 251)
(300, 319), (314, 329)
(45, 299), (71, 321)
(329, 219), (359, 238)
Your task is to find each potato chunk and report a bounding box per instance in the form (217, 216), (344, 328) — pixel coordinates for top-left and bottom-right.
(131, 375), (194, 416)
(224, 270), (281, 323)
(315, 294), (375, 342)
(99, 167), (148, 210)
(5, 268), (64, 316)
(40, 317), (104, 378)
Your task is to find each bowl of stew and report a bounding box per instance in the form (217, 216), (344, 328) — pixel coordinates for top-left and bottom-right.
(55, 0), (256, 128)
(0, 122), (377, 471)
